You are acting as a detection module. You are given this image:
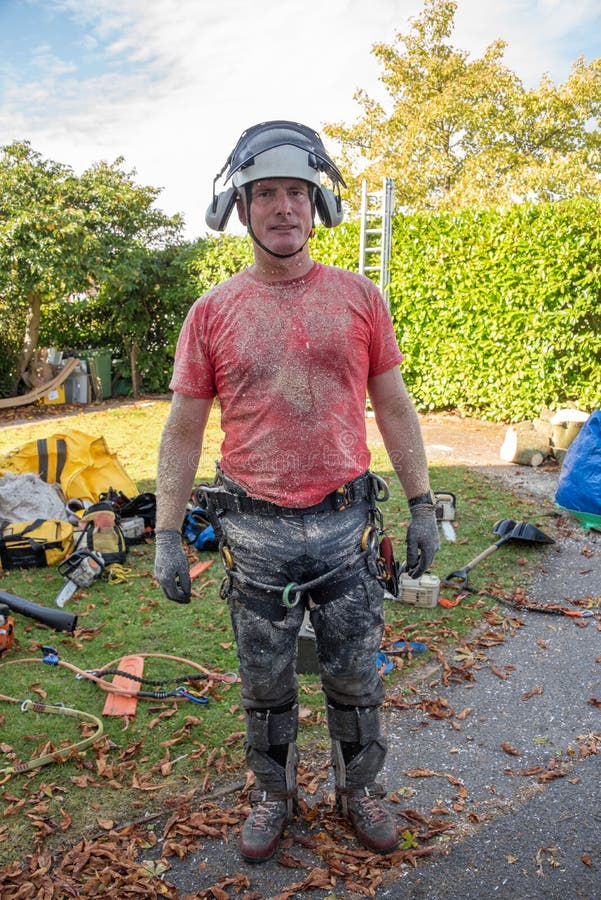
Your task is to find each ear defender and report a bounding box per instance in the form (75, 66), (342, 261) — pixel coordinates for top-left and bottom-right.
(315, 187), (344, 228)
(205, 186), (238, 232)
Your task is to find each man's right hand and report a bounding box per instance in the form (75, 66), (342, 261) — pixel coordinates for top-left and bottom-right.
(154, 529), (191, 603)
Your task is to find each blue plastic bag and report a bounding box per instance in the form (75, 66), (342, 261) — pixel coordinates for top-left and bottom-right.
(555, 410), (601, 519)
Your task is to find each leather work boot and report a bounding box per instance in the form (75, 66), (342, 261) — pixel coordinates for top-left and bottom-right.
(239, 790), (291, 863)
(339, 784), (399, 854)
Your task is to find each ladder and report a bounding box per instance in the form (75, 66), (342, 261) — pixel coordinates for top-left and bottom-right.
(358, 178), (394, 306)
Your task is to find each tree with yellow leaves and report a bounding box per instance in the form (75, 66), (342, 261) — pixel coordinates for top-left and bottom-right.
(325, 0), (600, 212)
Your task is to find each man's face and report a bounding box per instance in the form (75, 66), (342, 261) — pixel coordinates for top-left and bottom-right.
(238, 178), (314, 256)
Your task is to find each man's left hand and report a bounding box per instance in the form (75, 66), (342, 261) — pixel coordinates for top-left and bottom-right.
(406, 503), (440, 578)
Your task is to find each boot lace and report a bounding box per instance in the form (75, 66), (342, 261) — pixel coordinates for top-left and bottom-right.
(354, 792), (387, 825)
(248, 800), (285, 832)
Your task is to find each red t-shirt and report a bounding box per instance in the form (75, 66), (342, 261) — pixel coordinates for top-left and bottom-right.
(170, 262), (402, 506)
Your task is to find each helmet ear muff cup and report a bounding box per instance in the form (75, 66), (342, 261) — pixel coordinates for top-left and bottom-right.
(315, 187), (344, 228)
(205, 187), (238, 232)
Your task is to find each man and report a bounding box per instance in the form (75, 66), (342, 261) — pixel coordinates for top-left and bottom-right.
(154, 121), (439, 863)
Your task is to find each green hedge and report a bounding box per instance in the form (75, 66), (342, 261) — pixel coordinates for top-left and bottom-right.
(388, 199), (600, 420)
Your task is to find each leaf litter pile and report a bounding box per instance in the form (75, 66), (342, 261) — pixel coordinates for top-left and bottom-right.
(0, 769), (451, 900)
(1, 598), (599, 898)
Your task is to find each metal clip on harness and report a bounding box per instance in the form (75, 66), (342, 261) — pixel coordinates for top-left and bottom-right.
(221, 551), (372, 610)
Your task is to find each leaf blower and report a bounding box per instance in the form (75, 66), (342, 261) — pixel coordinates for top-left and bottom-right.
(0, 589), (77, 633)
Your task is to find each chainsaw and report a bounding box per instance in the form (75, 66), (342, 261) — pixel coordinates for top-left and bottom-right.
(55, 549), (106, 608)
(434, 490), (457, 542)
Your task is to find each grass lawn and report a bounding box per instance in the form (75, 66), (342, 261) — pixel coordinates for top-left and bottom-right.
(0, 399), (548, 866)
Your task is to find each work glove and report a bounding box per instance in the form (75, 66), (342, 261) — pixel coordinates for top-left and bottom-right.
(406, 502), (440, 579)
(154, 528), (191, 603)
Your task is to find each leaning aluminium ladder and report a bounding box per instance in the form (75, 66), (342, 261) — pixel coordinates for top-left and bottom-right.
(358, 178), (395, 307)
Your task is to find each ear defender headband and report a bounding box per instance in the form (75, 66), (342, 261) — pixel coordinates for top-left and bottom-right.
(205, 120), (346, 233)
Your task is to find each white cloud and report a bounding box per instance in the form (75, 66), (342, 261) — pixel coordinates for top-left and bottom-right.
(31, 44), (77, 77)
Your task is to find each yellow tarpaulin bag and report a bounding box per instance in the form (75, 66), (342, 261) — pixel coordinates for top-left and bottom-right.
(0, 430), (137, 503)
(0, 518), (75, 569)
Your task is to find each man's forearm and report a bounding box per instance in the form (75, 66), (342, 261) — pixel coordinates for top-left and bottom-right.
(155, 430), (200, 530)
(155, 395), (212, 531)
(368, 368), (432, 501)
(376, 403), (431, 500)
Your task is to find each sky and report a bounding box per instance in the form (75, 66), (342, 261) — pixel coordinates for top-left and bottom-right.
(0, 0), (600, 239)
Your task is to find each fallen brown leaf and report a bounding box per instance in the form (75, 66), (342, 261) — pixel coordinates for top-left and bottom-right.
(277, 852), (307, 869)
(501, 742), (521, 757)
(505, 765), (545, 777)
(537, 769), (568, 783)
(522, 685), (544, 701)
(490, 664), (509, 680)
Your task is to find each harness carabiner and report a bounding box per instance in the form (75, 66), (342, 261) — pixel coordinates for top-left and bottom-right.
(361, 525), (380, 554)
(369, 473), (390, 503)
(221, 545), (234, 571)
(282, 582), (302, 608)
(175, 686), (209, 704)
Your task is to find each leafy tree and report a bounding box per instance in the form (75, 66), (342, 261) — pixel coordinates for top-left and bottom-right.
(0, 141), (182, 395)
(97, 242), (200, 397)
(40, 242), (200, 397)
(325, 0), (601, 211)
(188, 233), (254, 296)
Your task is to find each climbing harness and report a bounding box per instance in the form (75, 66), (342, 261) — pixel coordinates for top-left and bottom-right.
(222, 553), (373, 610)
(198, 470), (387, 518)
(202, 470), (394, 610)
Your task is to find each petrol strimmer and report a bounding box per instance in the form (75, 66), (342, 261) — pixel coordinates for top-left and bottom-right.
(443, 518), (555, 590)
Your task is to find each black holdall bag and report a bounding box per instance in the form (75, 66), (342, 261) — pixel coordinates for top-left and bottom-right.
(100, 488), (156, 531)
(0, 518), (75, 570)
